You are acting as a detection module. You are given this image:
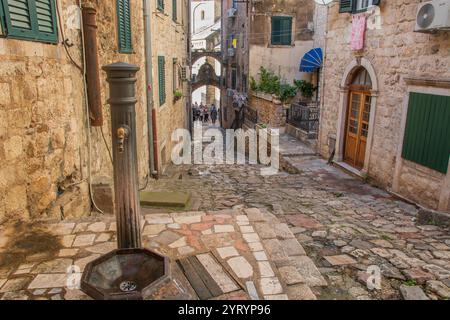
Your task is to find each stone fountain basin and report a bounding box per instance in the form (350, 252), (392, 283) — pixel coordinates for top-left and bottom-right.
(81, 248), (170, 300)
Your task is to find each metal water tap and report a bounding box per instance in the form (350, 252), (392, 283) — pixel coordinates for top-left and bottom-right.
(117, 126), (129, 153)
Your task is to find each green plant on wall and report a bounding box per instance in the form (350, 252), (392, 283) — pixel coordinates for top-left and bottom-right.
(173, 90), (183, 102)
(294, 80), (317, 99)
(251, 67), (316, 103)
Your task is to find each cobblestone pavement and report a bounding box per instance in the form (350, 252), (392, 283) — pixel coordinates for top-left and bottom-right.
(143, 134), (450, 300)
(0, 127), (449, 300)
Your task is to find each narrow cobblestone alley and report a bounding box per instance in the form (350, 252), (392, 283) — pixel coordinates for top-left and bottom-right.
(144, 134), (450, 300)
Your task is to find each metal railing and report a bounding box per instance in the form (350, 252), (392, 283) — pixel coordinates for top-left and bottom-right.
(287, 103), (319, 133)
(244, 107), (258, 125)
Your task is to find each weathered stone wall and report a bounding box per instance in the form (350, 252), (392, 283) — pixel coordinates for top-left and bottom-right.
(151, 0), (189, 173)
(249, 93), (287, 128)
(318, 0), (450, 210)
(0, 0), (151, 223)
(87, 0), (150, 186)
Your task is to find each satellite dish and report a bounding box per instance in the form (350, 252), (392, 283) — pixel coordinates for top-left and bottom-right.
(314, 0), (334, 5)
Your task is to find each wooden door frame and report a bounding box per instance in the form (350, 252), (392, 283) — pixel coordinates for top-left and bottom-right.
(343, 87), (371, 169)
(334, 58), (379, 176)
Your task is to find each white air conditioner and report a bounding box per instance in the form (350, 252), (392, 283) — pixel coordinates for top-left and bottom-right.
(227, 8), (237, 18)
(228, 48), (236, 57)
(414, 0), (450, 32)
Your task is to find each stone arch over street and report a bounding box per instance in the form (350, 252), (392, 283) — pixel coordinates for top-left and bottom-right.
(192, 62), (221, 91)
(334, 57), (379, 175)
(191, 51), (222, 67)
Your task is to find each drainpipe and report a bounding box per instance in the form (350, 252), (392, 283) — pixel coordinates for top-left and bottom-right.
(143, 0), (158, 177)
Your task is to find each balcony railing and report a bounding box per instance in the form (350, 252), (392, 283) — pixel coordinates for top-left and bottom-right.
(287, 103), (319, 133)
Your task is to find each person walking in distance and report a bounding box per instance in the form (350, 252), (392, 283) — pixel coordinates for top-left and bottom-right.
(210, 104), (218, 126)
(203, 105), (209, 123)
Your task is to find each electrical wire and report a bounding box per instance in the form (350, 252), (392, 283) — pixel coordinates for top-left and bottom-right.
(55, 0), (83, 73)
(99, 126), (114, 164)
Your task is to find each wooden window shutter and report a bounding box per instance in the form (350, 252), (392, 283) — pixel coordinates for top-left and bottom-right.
(35, 0), (58, 43)
(117, 0), (132, 53)
(158, 0), (164, 12)
(1, 0), (58, 43)
(172, 0), (176, 21)
(402, 92), (450, 174)
(158, 56), (166, 106)
(339, 0), (353, 13)
(280, 17), (292, 45)
(271, 16), (282, 45)
(0, 1), (6, 35)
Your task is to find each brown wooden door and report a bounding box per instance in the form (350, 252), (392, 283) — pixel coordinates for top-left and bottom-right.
(344, 91), (371, 169)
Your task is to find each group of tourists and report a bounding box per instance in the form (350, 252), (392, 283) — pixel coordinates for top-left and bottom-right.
(193, 102), (219, 125)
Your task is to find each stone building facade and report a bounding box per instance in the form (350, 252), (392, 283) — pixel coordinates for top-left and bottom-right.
(0, 0), (189, 224)
(221, 0), (250, 129)
(249, 0), (315, 84)
(318, 0), (450, 211)
(222, 0), (317, 130)
(151, 0), (189, 173)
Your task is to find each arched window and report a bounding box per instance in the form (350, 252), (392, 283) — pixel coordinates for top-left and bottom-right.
(351, 67), (372, 88)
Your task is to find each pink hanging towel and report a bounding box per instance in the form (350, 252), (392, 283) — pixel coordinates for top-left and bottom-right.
(351, 14), (367, 51)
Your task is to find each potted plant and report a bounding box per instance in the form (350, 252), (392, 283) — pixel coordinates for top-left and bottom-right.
(173, 90), (183, 103)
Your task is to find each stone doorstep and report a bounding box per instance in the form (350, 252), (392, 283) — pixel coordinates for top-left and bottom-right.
(140, 191), (191, 208)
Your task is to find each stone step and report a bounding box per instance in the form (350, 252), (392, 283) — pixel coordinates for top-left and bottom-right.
(140, 191), (191, 208)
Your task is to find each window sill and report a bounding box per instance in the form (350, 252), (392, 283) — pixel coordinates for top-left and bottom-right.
(268, 44), (295, 48)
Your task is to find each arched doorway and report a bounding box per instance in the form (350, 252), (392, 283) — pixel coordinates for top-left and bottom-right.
(344, 67), (373, 169)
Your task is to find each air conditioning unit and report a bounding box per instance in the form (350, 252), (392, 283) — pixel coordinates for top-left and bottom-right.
(227, 48), (236, 57)
(181, 66), (188, 81)
(414, 0), (450, 32)
(227, 8), (237, 18)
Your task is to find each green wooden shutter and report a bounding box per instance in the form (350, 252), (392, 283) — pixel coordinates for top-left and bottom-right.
(402, 92), (450, 174)
(2, 0), (35, 39)
(117, 0), (132, 53)
(157, 0), (164, 12)
(280, 17), (292, 45)
(0, 1), (6, 35)
(172, 0), (176, 21)
(158, 56), (166, 106)
(339, 0), (353, 13)
(271, 16), (292, 45)
(35, 0), (58, 43)
(1, 0), (57, 43)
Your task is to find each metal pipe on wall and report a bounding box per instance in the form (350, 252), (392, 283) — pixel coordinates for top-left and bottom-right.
(81, 6), (103, 127)
(143, 0), (158, 177)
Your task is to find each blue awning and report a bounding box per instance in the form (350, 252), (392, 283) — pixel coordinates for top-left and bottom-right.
(299, 48), (323, 73)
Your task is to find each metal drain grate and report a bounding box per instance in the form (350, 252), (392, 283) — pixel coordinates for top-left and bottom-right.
(177, 253), (240, 300)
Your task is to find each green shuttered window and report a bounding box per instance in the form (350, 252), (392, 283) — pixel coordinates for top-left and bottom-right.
(339, 0), (353, 13)
(172, 0), (176, 21)
(402, 92), (450, 174)
(271, 16), (292, 46)
(158, 0), (164, 12)
(158, 56), (166, 106)
(0, 0), (58, 43)
(117, 0), (132, 53)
